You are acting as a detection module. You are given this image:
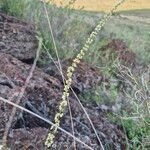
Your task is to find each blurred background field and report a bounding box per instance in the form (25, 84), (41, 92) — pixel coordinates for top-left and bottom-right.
(47, 0), (150, 12)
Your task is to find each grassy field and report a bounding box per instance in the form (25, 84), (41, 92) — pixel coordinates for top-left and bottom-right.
(0, 0), (150, 149)
(51, 0), (150, 12)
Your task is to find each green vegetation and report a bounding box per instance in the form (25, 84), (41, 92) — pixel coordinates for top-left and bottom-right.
(0, 0), (56, 20)
(107, 113), (150, 150)
(0, 0), (30, 17)
(0, 0), (149, 149)
(1, 0), (149, 64)
(0, 0), (109, 60)
(104, 16), (150, 65)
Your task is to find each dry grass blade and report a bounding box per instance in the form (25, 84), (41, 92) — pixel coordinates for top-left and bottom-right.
(42, 0), (64, 84)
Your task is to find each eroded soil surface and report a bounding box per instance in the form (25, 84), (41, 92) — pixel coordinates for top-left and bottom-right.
(0, 12), (37, 63)
(0, 13), (128, 149)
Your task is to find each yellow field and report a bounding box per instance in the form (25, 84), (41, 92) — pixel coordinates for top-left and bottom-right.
(48, 0), (150, 12)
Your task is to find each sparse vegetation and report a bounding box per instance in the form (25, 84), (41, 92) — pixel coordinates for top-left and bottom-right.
(0, 0), (149, 149)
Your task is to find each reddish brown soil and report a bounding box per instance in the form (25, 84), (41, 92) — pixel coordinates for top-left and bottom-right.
(0, 13), (127, 149)
(0, 12), (37, 62)
(103, 39), (136, 66)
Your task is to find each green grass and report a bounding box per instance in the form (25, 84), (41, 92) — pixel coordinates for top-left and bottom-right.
(2, 0), (149, 65)
(39, 8), (150, 65)
(0, 0), (30, 17)
(1, 0), (150, 64)
(107, 113), (150, 150)
(103, 16), (150, 65)
(0, 1), (149, 149)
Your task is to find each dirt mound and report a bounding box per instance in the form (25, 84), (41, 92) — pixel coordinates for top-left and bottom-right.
(103, 39), (136, 66)
(0, 13), (127, 149)
(0, 12), (38, 62)
(43, 59), (107, 94)
(7, 102), (127, 149)
(0, 53), (126, 149)
(0, 52), (62, 131)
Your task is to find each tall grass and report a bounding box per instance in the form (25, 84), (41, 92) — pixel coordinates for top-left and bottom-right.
(0, 0), (30, 17)
(0, 0), (149, 149)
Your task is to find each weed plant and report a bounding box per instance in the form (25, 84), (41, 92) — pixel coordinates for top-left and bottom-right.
(0, 0), (149, 149)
